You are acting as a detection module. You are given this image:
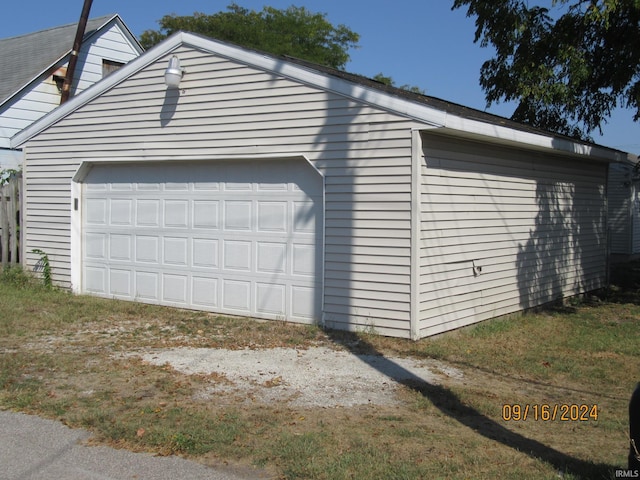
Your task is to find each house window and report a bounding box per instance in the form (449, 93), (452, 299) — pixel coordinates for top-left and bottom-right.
(102, 59), (125, 77)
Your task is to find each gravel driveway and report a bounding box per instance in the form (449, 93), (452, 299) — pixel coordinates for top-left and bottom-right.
(134, 346), (464, 408)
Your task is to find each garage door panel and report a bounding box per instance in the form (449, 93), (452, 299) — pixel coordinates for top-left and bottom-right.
(164, 200), (188, 228)
(257, 202), (287, 232)
(291, 286), (315, 319)
(86, 199), (107, 224)
(164, 237), (188, 266)
(85, 266), (106, 293)
(192, 238), (218, 268)
(136, 200), (160, 227)
(192, 277), (218, 307)
(256, 283), (286, 315)
(193, 201), (219, 228)
(136, 236), (159, 263)
(109, 234), (131, 261)
(83, 160), (322, 323)
(137, 182), (160, 191)
(163, 274), (188, 304)
(258, 182), (288, 191)
(257, 242), (287, 274)
(110, 199), (133, 225)
(111, 182), (133, 192)
(135, 271), (159, 300)
(166, 182), (188, 191)
(293, 201), (319, 233)
(110, 269), (131, 297)
(292, 244), (314, 277)
(85, 233), (106, 259)
(224, 201), (252, 230)
(223, 240), (251, 271)
(222, 279), (251, 312)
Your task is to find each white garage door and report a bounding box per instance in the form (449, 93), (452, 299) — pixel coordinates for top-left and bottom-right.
(82, 159), (323, 323)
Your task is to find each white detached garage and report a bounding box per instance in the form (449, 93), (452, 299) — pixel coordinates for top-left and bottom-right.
(12, 32), (628, 339)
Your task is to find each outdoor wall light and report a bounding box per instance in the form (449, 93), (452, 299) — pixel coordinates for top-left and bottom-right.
(164, 55), (184, 88)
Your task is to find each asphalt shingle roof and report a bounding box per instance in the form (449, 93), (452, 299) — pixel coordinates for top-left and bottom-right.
(0, 14), (115, 105)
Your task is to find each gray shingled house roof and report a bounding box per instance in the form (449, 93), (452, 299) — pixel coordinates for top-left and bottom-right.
(0, 14), (118, 105)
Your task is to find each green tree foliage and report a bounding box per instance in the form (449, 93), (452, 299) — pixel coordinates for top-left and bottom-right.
(452, 0), (640, 140)
(372, 73), (426, 94)
(140, 3), (360, 70)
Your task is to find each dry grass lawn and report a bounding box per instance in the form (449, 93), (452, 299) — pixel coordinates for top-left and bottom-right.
(1, 265), (638, 479)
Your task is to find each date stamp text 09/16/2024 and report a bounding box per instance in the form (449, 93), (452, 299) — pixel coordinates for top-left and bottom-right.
(501, 404), (599, 422)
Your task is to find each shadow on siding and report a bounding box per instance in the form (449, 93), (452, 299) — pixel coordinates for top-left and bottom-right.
(516, 174), (606, 310)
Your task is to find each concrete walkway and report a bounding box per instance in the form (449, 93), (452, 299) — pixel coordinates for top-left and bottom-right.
(0, 410), (268, 480)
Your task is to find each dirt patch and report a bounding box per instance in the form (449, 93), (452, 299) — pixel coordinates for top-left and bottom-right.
(130, 346), (465, 408)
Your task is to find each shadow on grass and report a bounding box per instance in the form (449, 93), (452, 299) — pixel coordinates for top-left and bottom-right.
(325, 329), (615, 480)
(605, 261), (640, 305)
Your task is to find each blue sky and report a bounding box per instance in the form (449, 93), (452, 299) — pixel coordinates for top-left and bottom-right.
(3, 1), (639, 154)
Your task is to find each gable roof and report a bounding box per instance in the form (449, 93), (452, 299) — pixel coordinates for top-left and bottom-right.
(0, 14), (142, 106)
(10, 30), (630, 163)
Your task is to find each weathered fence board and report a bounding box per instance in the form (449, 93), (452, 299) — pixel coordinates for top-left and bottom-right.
(0, 173), (20, 266)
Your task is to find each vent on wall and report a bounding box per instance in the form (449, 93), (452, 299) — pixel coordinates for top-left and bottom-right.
(102, 59), (125, 78)
(52, 67), (67, 93)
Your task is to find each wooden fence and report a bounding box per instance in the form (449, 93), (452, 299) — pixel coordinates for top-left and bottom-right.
(0, 173), (20, 266)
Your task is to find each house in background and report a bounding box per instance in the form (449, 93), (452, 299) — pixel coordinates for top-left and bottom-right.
(11, 32), (629, 339)
(608, 159), (640, 260)
(0, 14), (143, 170)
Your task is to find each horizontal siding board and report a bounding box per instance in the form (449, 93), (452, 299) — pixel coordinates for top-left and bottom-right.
(324, 287), (410, 303)
(325, 236), (410, 248)
(22, 45), (417, 337)
(326, 253), (411, 266)
(325, 227), (409, 239)
(323, 303), (410, 321)
(419, 133), (607, 335)
(324, 244), (409, 257)
(325, 269), (409, 285)
(325, 317), (412, 339)
(325, 261), (409, 276)
(323, 277), (410, 294)
(327, 219), (411, 230)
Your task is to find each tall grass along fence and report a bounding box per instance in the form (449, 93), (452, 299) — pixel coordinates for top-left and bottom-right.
(0, 171), (20, 265)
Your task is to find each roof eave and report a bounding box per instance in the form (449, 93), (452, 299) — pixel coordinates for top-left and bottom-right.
(11, 31), (631, 163)
(431, 119), (629, 164)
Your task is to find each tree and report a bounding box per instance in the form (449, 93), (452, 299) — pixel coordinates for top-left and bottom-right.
(372, 73), (426, 95)
(140, 3), (360, 70)
(452, 0), (640, 140)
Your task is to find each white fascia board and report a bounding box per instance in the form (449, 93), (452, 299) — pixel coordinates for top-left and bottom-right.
(10, 34), (184, 148)
(440, 113), (628, 162)
(110, 15), (145, 54)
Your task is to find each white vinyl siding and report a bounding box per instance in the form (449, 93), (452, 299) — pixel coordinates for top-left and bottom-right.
(0, 21), (140, 149)
(20, 36), (615, 339)
(418, 133), (608, 337)
(22, 46), (419, 338)
(72, 25), (141, 92)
